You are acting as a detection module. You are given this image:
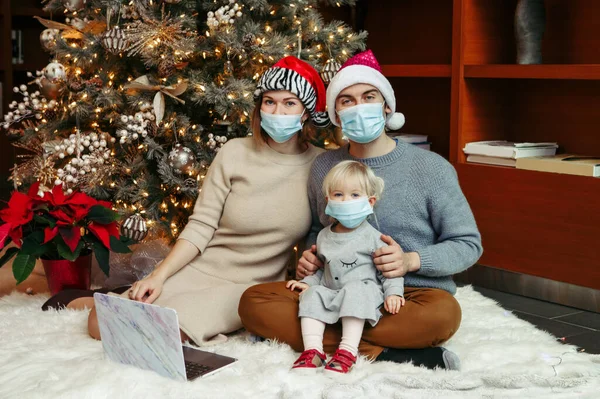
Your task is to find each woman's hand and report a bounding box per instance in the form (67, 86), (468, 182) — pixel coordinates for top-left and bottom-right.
(129, 272), (167, 303)
(297, 245), (323, 279)
(384, 295), (405, 314)
(373, 235), (421, 278)
(286, 280), (309, 293)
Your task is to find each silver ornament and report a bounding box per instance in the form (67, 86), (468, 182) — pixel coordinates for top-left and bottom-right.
(120, 214), (148, 242)
(102, 27), (129, 54)
(40, 29), (59, 51)
(43, 62), (67, 83)
(168, 143), (196, 174)
(320, 59), (341, 85)
(38, 77), (64, 100)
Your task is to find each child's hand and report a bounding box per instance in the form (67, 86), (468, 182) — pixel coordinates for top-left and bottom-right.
(286, 280), (309, 293)
(384, 295), (405, 314)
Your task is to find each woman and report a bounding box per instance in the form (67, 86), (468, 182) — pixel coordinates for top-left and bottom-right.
(45, 56), (329, 346)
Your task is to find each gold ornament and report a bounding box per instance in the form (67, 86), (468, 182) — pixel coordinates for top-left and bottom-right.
(168, 143), (196, 174)
(320, 59), (341, 85)
(38, 77), (65, 100)
(120, 214), (148, 242)
(102, 26), (129, 54)
(40, 29), (59, 51)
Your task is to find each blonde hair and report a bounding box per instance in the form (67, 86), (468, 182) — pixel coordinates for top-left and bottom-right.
(251, 95), (316, 147)
(322, 161), (385, 200)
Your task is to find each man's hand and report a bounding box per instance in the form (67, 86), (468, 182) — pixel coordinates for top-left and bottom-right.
(297, 245), (323, 279)
(373, 235), (421, 278)
(286, 280), (309, 293)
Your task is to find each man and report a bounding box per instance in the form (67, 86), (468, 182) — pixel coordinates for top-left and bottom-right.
(239, 50), (483, 370)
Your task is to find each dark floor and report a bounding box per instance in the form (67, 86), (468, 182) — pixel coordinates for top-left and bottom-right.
(471, 285), (600, 354)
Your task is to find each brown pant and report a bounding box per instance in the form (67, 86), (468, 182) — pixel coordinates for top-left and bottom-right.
(238, 282), (462, 360)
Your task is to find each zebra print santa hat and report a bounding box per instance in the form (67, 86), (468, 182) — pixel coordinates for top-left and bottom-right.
(255, 56), (330, 127)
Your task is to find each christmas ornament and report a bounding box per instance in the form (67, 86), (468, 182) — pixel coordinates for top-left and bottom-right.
(68, 17), (88, 31)
(168, 143), (196, 174)
(40, 29), (59, 51)
(207, 1), (242, 28)
(64, 0), (85, 12)
(158, 59), (175, 77)
(320, 59), (341, 85)
(242, 32), (255, 47)
(67, 77), (85, 92)
(39, 77), (64, 100)
(183, 178), (197, 189)
(120, 214), (148, 242)
(224, 60), (234, 75)
(43, 62), (67, 83)
(89, 77), (104, 88)
(102, 26), (129, 54)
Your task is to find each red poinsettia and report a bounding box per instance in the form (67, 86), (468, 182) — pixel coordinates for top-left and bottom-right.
(0, 182), (131, 284)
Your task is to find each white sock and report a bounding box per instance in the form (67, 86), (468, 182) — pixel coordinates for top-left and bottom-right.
(339, 317), (365, 357)
(301, 317), (326, 354)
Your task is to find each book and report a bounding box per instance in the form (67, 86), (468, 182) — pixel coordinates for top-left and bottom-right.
(463, 140), (558, 159)
(389, 133), (429, 144)
(516, 155), (600, 177)
(466, 154), (516, 167)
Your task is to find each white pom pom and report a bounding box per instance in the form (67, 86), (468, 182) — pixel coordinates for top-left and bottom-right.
(386, 112), (405, 131)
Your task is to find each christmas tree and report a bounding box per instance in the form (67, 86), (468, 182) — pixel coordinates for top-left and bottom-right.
(1, 0), (366, 241)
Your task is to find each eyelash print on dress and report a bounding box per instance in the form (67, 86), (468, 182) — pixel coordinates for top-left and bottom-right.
(340, 259), (358, 268)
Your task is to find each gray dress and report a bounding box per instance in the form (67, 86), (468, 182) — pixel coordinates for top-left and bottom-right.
(298, 221), (405, 326)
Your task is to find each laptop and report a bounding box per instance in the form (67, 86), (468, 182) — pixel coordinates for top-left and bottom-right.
(93, 292), (237, 381)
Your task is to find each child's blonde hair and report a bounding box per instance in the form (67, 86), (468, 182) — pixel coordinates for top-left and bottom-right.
(322, 160), (385, 200)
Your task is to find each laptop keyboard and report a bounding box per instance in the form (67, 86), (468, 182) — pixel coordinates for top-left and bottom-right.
(185, 361), (212, 380)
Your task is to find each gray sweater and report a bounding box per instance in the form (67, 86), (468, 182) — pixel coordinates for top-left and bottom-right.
(307, 140), (483, 295)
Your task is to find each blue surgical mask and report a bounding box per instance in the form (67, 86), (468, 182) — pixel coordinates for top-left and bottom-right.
(337, 103), (386, 144)
(260, 110), (304, 143)
(325, 197), (373, 229)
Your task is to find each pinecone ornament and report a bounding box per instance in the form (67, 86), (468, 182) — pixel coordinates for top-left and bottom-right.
(243, 33), (256, 47)
(158, 60), (175, 77)
(146, 122), (158, 137)
(88, 77), (103, 88)
(102, 26), (129, 54)
(120, 214), (148, 242)
(67, 77), (85, 92)
(44, 108), (58, 120)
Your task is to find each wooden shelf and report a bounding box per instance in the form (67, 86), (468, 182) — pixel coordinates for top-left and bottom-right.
(456, 162), (600, 289)
(465, 64), (600, 80)
(381, 64), (451, 78)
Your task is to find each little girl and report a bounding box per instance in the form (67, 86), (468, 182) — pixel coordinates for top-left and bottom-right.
(286, 160), (405, 374)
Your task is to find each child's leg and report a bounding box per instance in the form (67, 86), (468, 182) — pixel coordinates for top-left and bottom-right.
(301, 317), (326, 353)
(339, 317), (365, 356)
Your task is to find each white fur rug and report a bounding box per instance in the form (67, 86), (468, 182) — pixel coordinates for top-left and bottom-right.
(1, 286), (599, 399)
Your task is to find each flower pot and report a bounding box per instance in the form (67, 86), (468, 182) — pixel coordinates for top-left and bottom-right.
(42, 254), (92, 295)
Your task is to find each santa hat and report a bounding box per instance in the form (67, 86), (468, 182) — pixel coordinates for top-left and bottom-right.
(254, 56), (329, 127)
(326, 50), (405, 130)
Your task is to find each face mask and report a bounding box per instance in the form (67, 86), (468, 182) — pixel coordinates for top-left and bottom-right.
(325, 197), (373, 229)
(337, 103), (386, 144)
(260, 110), (304, 143)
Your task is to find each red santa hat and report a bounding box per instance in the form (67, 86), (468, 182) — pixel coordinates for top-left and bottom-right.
(326, 50), (405, 130)
(254, 56), (329, 127)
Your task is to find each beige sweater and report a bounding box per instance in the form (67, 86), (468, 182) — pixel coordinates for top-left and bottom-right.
(177, 137), (323, 284)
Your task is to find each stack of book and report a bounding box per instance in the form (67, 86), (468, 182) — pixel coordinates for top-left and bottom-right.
(389, 133), (431, 151)
(463, 141), (558, 167)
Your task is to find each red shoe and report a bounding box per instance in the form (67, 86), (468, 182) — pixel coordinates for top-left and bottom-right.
(292, 349), (327, 371)
(324, 349), (357, 374)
